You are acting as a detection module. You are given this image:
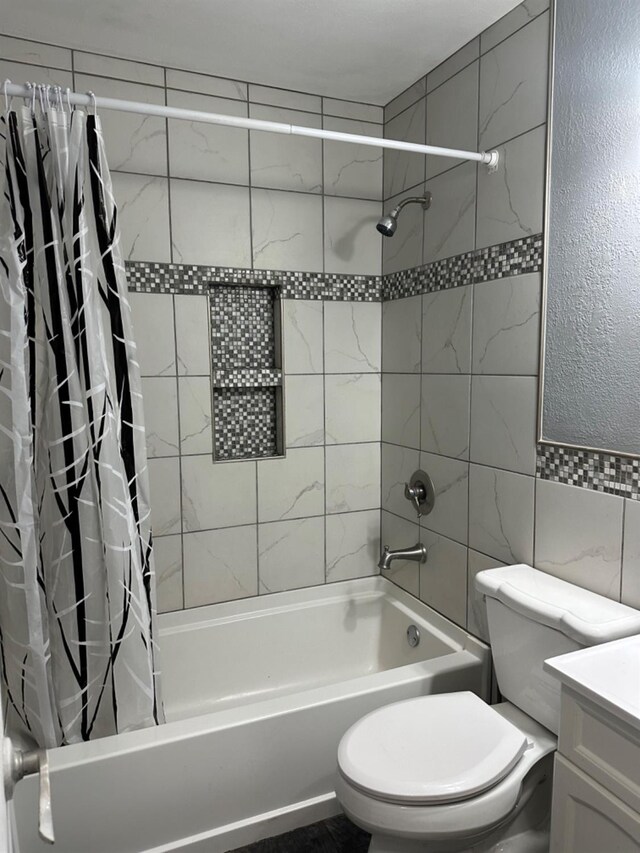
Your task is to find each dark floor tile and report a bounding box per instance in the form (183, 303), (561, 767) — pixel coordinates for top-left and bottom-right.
(229, 815), (370, 853)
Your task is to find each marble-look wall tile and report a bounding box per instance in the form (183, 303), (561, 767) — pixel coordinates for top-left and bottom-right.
(166, 68), (247, 101)
(129, 292), (176, 376)
(182, 456), (256, 531)
(381, 510), (420, 596)
(419, 529), (467, 627)
(479, 12), (549, 149)
(76, 74), (167, 176)
(535, 480), (623, 600)
(251, 188), (323, 272)
(283, 300), (324, 374)
(73, 51), (164, 86)
(467, 549), (506, 642)
(384, 78), (426, 123)
(426, 62), (479, 179)
(326, 510), (380, 582)
(167, 90), (249, 185)
(323, 99), (383, 124)
(111, 173), (170, 262)
(258, 517), (325, 593)
(381, 186), (425, 275)
(0, 59), (72, 91)
(381, 442), (420, 521)
(284, 374), (324, 447)
(249, 84), (321, 113)
(324, 197), (381, 276)
(476, 124), (545, 250)
(249, 104), (322, 193)
(141, 377), (179, 457)
(481, 0), (549, 55)
(382, 374), (421, 449)
(325, 374), (381, 444)
(154, 535), (183, 613)
(148, 457), (182, 536)
(427, 38), (479, 93)
(323, 117), (383, 200)
(470, 376), (537, 475)
(183, 525), (258, 606)
(170, 179), (251, 267)
(421, 287), (472, 374)
(622, 499), (640, 608)
(472, 273), (540, 375)
(424, 161), (477, 263)
(383, 99), (426, 200)
(326, 443), (381, 514)
(178, 376), (212, 455)
(174, 294), (211, 376)
(468, 464), (534, 564)
(421, 375), (471, 460)
(419, 451), (469, 545)
(324, 301), (381, 373)
(0, 35), (72, 70)
(382, 295), (422, 373)
(257, 447), (324, 522)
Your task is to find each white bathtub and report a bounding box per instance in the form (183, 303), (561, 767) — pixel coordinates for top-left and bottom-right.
(13, 576), (490, 853)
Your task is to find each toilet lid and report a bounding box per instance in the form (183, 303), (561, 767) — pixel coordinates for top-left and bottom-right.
(338, 692), (528, 805)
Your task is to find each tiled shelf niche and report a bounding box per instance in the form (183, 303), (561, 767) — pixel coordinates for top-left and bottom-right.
(210, 284), (285, 461)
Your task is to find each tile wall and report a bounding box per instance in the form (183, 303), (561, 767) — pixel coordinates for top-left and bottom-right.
(378, 0), (640, 642)
(0, 32), (384, 611)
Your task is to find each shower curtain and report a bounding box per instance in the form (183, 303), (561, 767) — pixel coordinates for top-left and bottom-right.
(0, 100), (163, 747)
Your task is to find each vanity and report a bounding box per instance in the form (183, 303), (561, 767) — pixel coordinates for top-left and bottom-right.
(544, 636), (640, 852)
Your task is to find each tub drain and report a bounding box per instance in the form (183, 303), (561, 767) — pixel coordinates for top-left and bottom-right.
(407, 624), (420, 647)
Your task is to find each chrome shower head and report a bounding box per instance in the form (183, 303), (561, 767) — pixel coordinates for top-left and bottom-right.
(376, 193), (432, 237)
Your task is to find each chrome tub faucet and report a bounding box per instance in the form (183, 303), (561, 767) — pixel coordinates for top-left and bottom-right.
(378, 543), (427, 571)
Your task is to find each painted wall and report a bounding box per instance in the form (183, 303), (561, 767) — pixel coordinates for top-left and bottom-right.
(0, 35), (385, 612)
(379, 0), (640, 642)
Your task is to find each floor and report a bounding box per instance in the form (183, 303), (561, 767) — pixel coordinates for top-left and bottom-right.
(230, 815), (371, 852)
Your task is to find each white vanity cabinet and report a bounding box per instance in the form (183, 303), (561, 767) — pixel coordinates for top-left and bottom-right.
(545, 636), (640, 853)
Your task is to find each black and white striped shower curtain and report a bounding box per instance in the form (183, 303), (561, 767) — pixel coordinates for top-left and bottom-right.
(0, 103), (163, 747)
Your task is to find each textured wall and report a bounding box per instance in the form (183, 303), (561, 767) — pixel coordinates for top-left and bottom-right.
(542, 0), (640, 454)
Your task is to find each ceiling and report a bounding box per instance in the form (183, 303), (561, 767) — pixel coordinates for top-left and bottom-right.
(4, 0), (523, 105)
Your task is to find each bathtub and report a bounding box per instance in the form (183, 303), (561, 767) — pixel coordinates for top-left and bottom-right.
(13, 576), (490, 853)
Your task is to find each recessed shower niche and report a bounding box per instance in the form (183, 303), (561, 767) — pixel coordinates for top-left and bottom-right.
(209, 284), (284, 461)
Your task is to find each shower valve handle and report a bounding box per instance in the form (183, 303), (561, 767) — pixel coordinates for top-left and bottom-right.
(3, 737), (55, 844)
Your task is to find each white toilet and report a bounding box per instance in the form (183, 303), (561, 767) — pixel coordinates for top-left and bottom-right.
(336, 564), (640, 853)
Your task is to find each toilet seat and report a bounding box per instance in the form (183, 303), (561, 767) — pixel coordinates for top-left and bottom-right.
(336, 701), (557, 843)
(338, 692), (528, 805)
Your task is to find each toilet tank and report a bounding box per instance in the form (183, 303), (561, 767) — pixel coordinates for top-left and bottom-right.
(476, 565), (640, 735)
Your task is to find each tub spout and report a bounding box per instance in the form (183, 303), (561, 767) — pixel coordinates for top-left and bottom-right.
(378, 543), (427, 571)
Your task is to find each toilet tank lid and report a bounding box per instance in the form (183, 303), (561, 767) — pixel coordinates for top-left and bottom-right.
(476, 565), (640, 646)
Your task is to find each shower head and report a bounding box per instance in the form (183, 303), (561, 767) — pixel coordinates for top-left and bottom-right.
(376, 193), (432, 237)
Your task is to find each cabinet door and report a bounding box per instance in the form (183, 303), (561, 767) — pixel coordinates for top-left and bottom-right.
(551, 755), (640, 853)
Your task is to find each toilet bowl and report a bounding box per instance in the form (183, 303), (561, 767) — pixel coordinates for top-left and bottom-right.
(337, 694), (555, 853)
(336, 565), (640, 853)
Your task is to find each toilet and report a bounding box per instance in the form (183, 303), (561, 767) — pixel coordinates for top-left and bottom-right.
(336, 564), (640, 853)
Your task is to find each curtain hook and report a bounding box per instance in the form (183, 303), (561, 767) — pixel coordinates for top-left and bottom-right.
(3, 79), (12, 114)
(27, 81), (36, 114)
(65, 86), (72, 114)
(86, 90), (97, 115)
(37, 83), (47, 114)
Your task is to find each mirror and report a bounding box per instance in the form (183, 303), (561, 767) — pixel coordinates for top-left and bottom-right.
(539, 0), (640, 456)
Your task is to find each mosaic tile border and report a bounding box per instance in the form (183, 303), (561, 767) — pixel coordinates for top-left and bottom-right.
(383, 234), (543, 301)
(213, 368), (282, 388)
(537, 444), (640, 500)
(125, 261), (382, 302)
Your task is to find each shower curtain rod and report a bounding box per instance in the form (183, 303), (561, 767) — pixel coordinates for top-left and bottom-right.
(3, 80), (500, 172)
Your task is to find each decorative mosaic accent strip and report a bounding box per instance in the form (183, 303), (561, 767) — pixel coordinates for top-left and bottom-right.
(213, 387), (279, 461)
(537, 444), (640, 499)
(210, 285), (276, 370)
(383, 234), (543, 301)
(125, 261), (382, 301)
(213, 368), (282, 388)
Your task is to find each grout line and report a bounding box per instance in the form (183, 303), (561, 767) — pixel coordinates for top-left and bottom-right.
(169, 294), (185, 609)
(163, 68), (176, 264)
(619, 499), (626, 603)
(479, 6), (550, 58)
